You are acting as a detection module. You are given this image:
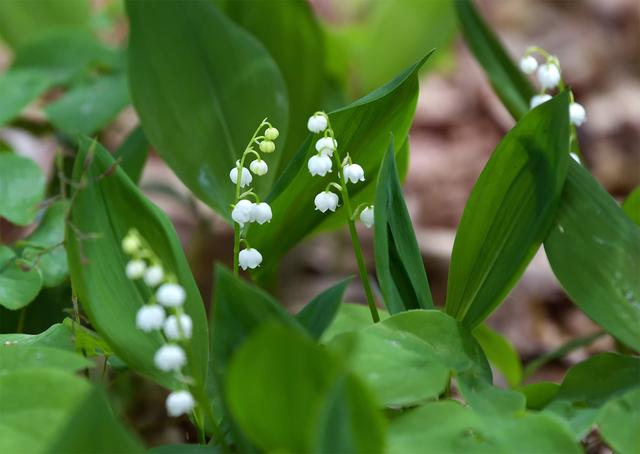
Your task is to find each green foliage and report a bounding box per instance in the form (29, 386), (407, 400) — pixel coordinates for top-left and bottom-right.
(0, 323), (74, 350)
(0, 69), (51, 125)
(622, 186), (640, 225)
(0, 152), (45, 226)
(0, 344), (90, 373)
(321, 303), (390, 343)
(375, 138), (433, 313)
(597, 387), (640, 454)
(473, 324), (522, 388)
(0, 245), (42, 310)
(113, 126), (149, 184)
(295, 277), (352, 340)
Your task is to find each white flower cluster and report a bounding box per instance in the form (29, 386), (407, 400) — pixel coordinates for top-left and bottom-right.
(306, 112), (373, 227)
(519, 48), (586, 127)
(122, 229), (195, 418)
(229, 121), (279, 270)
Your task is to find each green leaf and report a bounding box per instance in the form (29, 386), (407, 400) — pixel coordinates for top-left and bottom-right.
(327, 310), (491, 407)
(223, 0), (325, 176)
(375, 137), (433, 313)
(519, 381), (560, 410)
(445, 92), (571, 328)
(545, 162), (640, 351)
(0, 245), (43, 310)
(19, 200), (68, 287)
(113, 126), (149, 184)
(388, 400), (581, 454)
(320, 302), (389, 343)
(473, 324), (522, 388)
(226, 322), (385, 453)
(66, 137), (208, 389)
(597, 387), (640, 454)
(622, 186), (640, 225)
(63, 318), (114, 357)
(0, 69), (52, 125)
(126, 0), (288, 216)
(45, 72), (129, 136)
(0, 153), (45, 226)
(295, 277), (352, 340)
(150, 445), (218, 454)
(453, 0), (535, 119)
(0, 344), (91, 373)
(456, 372), (526, 416)
(0, 323), (74, 350)
(250, 54), (432, 267)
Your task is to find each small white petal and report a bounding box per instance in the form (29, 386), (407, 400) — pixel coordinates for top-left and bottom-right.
(360, 206), (374, 228)
(154, 344), (187, 372)
(343, 163), (365, 184)
(537, 63), (561, 89)
(315, 137), (337, 156)
(249, 159), (268, 176)
(231, 199), (255, 226)
(136, 305), (166, 332)
(530, 94), (552, 109)
(156, 283), (186, 307)
(229, 164), (253, 187)
(252, 202), (272, 225)
(163, 314), (193, 340)
(126, 260), (146, 280)
(314, 191), (339, 213)
(144, 265), (164, 287)
(307, 154), (333, 177)
(569, 102), (586, 126)
(307, 114), (328, 133)
(239, 248), (263, 270)
(166, 390), (196, 417)
(570, 153), (581, 164)
(519, 55), (538, 74)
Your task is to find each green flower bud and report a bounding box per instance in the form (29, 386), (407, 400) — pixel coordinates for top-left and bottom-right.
(264, 127), (279, 140)
(259, 140), (275, 153)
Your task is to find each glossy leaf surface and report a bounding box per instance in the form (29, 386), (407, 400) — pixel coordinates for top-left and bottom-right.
(0, 153), (45, 226)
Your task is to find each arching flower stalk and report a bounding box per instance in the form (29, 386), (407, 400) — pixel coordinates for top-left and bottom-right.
(306, 112), (380, 323)
(229, 119), (279, 276)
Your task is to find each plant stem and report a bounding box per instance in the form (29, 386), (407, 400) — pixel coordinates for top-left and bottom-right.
(16, 306), (27, 333)
(233, 223), (240, 276)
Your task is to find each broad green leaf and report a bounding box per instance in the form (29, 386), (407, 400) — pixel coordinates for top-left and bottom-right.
(0, 1), (90, 48)
(45, 72), (130, 136)
(126, 0), (288, 215)
(597, 387), (640, 454)
(0, 285), (71, 334)
(473, 324), (522, 387)
(0, 245), (43, 310)
(0, 344), (91, 373)
(226, 322), (385, 453)
(295, 277), (352, 340)
(150, 446), (218, 454)
(327, 310), (491, 407)
(0, 69), (52, 125)
(0, 153), (45, 226)
(622, 186), (640, 225)
(545, 162), (640, 351)
(454, 0), (534, 119)
(456, 372), (526, 416)
(0, 323), (74, 350)
(114, 126), (149, 184)
(375, 138), (433, 313)
(519, 381), (560, 410)
(445, 92), (570, 328)
(320, 303), (389, 343)
(66, 138), (208, 389)
(250, 54), (432, 267)
(18, 201), (68, 287)
(388, 400), (580, 454)
(223, 0), (325, 175)
(63, 318), (114, 357)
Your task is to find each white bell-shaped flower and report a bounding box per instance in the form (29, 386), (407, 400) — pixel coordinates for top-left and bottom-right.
(231, 199), (255, 226)
(144, 265), (164, 287)
(136, 305), (166, 332)
(252, 202), (272, 225)
(163, 314), (193, 340)
(126, 259), (146, 280)
(314, 191), (339, 213)
(166, 390), (196, 417)
(519, 55), (538, 74)
(530, 94), (552, 109)
(537, 63), (561, 89)
(308, 154), (332, 177)
(239, 248), (263, 270)
(229, 162), (252, 187)
(569, 102), (586, 126)
(156, 283), (186, 307)
(307, 113), (328, 133)
(154, 344), (187, 372)
(343, 163), (365, 184)
(360, 206), (374, 228)
(315, 137), (337, 156)
(249, 159), (268, 176)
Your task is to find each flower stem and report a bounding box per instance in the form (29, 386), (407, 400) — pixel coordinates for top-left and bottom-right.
(233, 223), (240, 276)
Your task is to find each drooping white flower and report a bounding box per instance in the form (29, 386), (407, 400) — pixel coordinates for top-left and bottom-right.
(166, 390), (196, 417)
(249, 159), (268, 176)
(519, 55), (538, 74)
(144, 265), (164, 287)
(259, 140), (275, 153)
(315, 137), (337, 156)
(126, 259), (146, 280)
(343, 163), (365, 184)
(530, 94), (552, 109)
(231, 199), (255, 226)
(537, 62), (561, 89)
(238, 248), (263, 270)
(314, 191), (339, 213)
(122, 234), (140, 254)
(569, 102), (586, 126)
(163, 314), (193, 340)
(229, 163), (252, 187)
(307, 113), (328, 133)
(308, 154), (332, 177)
(154, 344), (187, 372)
(360, 206), (374, 228)
(251, 202), (272, 225)
(264, 127), (279, 140)
(136, 305), (166, 332)
(156, 283), (186, 307)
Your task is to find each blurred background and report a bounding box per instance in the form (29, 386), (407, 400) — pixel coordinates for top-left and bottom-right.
(0, 0), (638, 445)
